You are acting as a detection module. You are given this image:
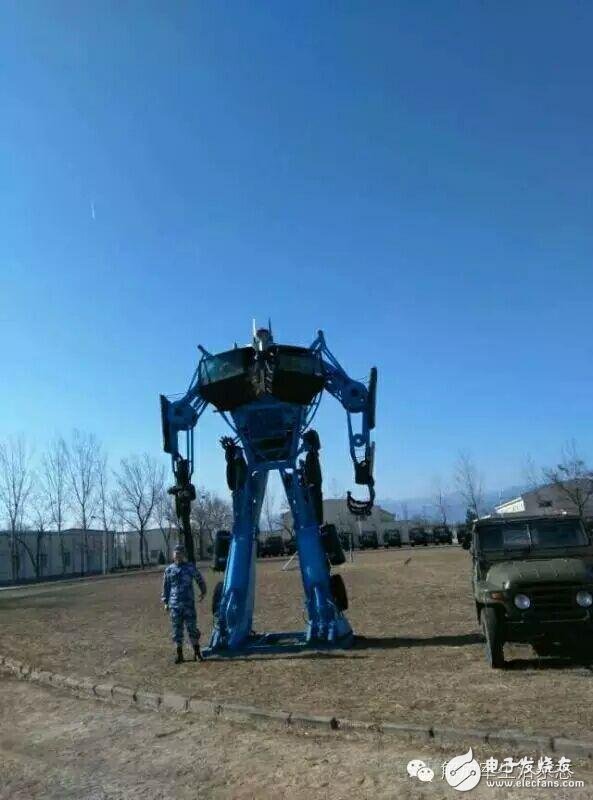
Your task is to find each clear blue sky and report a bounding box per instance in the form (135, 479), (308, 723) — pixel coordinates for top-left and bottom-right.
(1, 2), (592, 502)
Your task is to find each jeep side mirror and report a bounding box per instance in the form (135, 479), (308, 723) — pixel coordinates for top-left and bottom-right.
(462, 538), (471, 551)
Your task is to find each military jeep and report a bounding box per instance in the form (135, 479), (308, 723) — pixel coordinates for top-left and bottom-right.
(432, 525), (453, 545)
(383, 528), (402, 548)
(469, 515), (593, 668)
(258, 533), (285, 558)
(409, 526), (429, 546)
(359, 529), (379, 549)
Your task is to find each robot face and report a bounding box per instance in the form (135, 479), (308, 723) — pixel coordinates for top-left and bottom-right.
(253, 327), (273, 351)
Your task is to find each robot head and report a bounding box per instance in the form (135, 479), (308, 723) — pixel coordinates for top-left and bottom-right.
(302, 429), (321, 452)
(252, 319), (274, 351)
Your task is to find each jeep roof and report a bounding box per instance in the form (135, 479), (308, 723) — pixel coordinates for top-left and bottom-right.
(472, 515), (592, 560)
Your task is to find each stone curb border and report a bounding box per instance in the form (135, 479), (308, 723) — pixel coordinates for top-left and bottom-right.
(1, 653), (592, 759)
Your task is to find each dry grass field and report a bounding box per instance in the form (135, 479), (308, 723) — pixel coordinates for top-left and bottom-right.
(7, 676), (592, 800)
(2, 546), (593, 738)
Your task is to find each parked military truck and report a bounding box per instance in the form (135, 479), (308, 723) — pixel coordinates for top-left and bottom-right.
(432, 525), (453, 545)
(467, 515), (593, 668)
(409, 526), (429, 546)
(284, 537), (297, 556)
(456, 524), (471, 547)
(338, 530), (353, 551)
(359, 529), (379, 549)
(258, 533), (285, 558)
(383, 528), (402, 547)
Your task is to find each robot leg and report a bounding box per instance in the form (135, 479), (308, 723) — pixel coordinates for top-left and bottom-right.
(208, 472), (262, 652)
(282, 468), (352, 645)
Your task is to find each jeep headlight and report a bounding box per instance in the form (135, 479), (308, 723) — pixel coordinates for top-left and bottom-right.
(514, 593), (531, 610)
(576, 590), (593, 608)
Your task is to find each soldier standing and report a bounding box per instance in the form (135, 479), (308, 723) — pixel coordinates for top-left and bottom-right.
(161, 543), (207, 663)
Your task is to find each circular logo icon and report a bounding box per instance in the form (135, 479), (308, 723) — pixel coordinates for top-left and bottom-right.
(417, 766), (434, 782)
(444, 748), (482, 792)
(406, 759), (426, 777)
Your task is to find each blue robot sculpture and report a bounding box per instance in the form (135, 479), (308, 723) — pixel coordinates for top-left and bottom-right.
(160, 324), (377, 657)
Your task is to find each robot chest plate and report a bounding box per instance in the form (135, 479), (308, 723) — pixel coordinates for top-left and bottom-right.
(232, 402), (303, 464)
(198, 345), (324, 411)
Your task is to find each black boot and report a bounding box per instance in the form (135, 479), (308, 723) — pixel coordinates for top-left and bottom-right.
(194, 643), (204, 662)
(174, 645), (184, 664)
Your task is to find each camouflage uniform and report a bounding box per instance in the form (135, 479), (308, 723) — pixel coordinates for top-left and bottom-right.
(161, 561), (207, 646)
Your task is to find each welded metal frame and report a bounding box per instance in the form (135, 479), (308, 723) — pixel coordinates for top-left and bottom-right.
(160, 329), (376, 657)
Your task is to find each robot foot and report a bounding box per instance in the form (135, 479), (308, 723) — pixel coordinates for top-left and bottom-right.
(194, 643), (204, 662)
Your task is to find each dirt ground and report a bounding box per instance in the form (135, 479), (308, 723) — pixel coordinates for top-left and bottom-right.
(2, 677), (592, 800)
(2, 547), (593, 738)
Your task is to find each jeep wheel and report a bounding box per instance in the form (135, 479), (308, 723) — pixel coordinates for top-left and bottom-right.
(569, 637), (593, 664)
(531, 639), (562, 657)
(481, 606), (505, 669)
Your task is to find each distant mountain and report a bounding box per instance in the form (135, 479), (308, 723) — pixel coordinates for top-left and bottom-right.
(378, 486), (527, 523)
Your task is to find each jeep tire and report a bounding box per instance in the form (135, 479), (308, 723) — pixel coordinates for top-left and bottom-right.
(481, 606), (505, 669)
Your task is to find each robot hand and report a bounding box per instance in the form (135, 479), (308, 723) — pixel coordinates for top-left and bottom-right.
(346, 443), (376, 516)
(220, 436), (237, 456)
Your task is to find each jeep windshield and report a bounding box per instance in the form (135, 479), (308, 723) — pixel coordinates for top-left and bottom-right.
(478, 519), (588, 551)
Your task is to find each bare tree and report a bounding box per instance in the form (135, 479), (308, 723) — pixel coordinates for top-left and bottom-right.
(543, 439), (593, 519)
(455, 451), (484, 521)
(329, 478), (350, 537)
(329, 479), (342, 500)
(41, 436), (70, 574)
(262, 488), (278, 534)
(97, 453), (119, 574)
(399, 501), (409, 523)
(523, 454), (540, 493)
(278, 496), (295, 542)
(432, 481), (449, 525)
(66, 430), (100, 574)
(19, 503), (51, 579)
(191, 489), (232, 561)
(109, 489), (128, 568)
(115, 454), (164, 568)
(155, 488), (177, 560)
(0, 436), (35, 581)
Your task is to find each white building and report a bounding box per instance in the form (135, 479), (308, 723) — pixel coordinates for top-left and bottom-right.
(494, 479), (593, 518)
(0, 526), (175, 585)
(0, 529), (119, 584)
(117, 528), (175, 568)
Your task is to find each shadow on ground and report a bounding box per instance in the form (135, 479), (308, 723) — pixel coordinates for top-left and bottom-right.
(354, 632), (483, 650)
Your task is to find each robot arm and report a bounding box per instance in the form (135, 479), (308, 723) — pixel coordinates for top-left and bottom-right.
(312, 331), (377, 516)
(160, 373), (209, 562)
(160, 386), (206, 466)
